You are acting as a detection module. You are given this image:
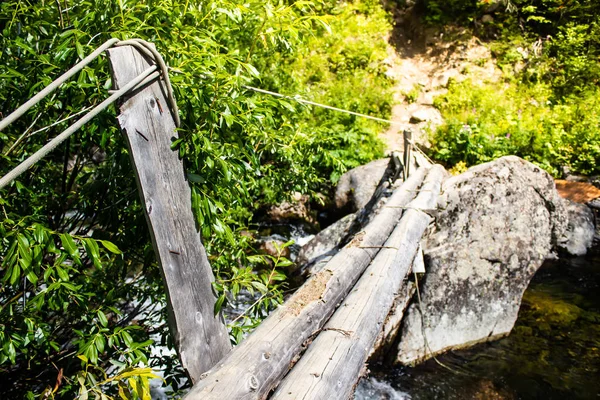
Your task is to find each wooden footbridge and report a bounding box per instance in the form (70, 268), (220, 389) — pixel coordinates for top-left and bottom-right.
(0, 42), (445, 399)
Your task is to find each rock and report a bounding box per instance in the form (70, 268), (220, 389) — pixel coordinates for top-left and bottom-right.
(558, 200), (595, 256)
(589, 198), (600, 210)
(335, 158), (392, 212)
(395, 156), (567, 364)
(481, 14), (494, 24)
(267, 193), (317, 227)
(430, 69), (460, 89)
(258, 239), (291, 260)
(409, 106), (443, 125)
(296, 213), (357, 267)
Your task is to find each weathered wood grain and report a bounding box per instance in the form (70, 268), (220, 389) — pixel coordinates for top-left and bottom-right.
(271, 165), (445, 400)
(403, 130), (413, 179)
(183, 167), (429, 400)
(107, 46), (231, 382)
(371, 280), (416, 360)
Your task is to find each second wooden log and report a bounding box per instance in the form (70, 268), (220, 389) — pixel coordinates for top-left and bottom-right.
(271, 165), (445, 400)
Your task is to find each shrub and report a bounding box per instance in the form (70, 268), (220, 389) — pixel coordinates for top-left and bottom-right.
(431, 79), (600, 176)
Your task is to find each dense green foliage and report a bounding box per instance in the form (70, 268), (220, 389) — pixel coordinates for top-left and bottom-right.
(431, 79), (600, 176)
(0, 0), (391, 397)
(425, 0), (600, 175)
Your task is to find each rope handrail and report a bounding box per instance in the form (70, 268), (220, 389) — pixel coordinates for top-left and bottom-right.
(243, 85), (436, 164)
(0, 67), (159, 190)
(0, 38), (179, 190)
(0, 38), (120, 133)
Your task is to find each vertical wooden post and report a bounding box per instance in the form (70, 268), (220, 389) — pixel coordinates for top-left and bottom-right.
(106, 45), (231, 382)
(403, 129), (412, 179)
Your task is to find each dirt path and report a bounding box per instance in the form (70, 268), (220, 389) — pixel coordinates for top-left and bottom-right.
(380, 13), (502, 154)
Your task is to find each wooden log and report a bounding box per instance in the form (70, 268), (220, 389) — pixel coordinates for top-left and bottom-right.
(271, 165), (445, 400)
(106, 46), (231, 381)
(371, 280), (416, 360)
(183, 167), (430, 400)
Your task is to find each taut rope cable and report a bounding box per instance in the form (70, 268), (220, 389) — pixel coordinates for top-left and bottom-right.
(0, 38), (120, 133)
(243, 85), (435, 163)
(243, 85), (405, 127)
(0, 67), (159, 190)
(0, 38), (180, 190)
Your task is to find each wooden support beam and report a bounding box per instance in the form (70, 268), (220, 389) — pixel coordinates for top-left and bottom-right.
(184, 167), (430, 400)
(271, 165), (445, 400)
(403, 129), (412, 179)
(106, 46), (231, 382)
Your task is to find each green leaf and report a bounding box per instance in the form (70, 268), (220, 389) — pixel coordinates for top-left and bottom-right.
(56, 266), (69, 281)
(251, 281), (268, 294)
(276, 259), (293, 267)
(33, 224), (45, 244)
(26, 271), (38, 285)
(75, 41), (85, 60)
(9, 264), (21, 286)
(83, 238), (102, 269)
(60, 234), (80, 262)
(99, 240), (122, 254)
(214, 294), (226, 315)
(97, 310), (108, 327)
(17, 235), (32, 266)
(7, 341), (16, 364)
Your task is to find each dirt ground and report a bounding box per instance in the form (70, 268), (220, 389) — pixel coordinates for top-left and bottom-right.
(380, 7), (502, 153)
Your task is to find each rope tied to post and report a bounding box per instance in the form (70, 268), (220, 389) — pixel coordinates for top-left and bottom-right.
(0, 38), (180, 190)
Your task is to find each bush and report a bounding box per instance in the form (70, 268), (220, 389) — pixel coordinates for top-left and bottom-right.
(0, 0), (392, 397)
(431, 79), (600, 176)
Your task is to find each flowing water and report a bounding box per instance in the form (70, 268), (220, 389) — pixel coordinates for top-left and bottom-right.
(355, 253), (600, 399)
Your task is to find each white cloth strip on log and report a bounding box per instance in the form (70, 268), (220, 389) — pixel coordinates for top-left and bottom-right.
(271, 165), (445, 400)
(184, 167), (430, 400)
(412, 244), (426, 274)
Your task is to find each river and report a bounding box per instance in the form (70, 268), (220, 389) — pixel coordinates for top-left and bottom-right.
(355, 252), (600, 399)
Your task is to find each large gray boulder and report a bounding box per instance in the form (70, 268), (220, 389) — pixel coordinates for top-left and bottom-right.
(396, 156), (567, 364)
(559, 200), (595, 256)
(335, 158), (392, 212)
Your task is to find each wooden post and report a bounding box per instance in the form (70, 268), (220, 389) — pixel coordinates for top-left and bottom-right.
(106, 45), (231, 382)
(403, 129), (412, 179)
(271, 166), (445, 400)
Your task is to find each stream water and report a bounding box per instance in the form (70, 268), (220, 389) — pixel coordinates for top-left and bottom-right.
(355, 252), (600, 399)
(155, 223), (599, 399)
